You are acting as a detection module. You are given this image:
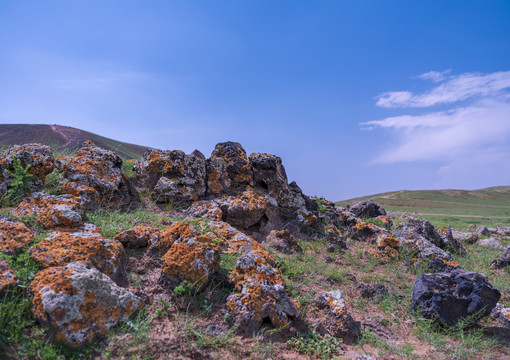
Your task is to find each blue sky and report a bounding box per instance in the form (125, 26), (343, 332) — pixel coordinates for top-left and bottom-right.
(1, 1), (509, 200)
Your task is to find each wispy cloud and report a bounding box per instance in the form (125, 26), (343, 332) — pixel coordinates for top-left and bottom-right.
(364, 70), (510, 186)
(376, 70), (510, 108)
(416, 69), (451, 83)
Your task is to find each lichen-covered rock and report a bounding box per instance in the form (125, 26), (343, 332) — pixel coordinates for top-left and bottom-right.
(476, 226), (490, 236)
(411, 269), (501, 326)
(0, 258), (17, 296)
(366, 231), (400, 261)
(356, 283), (388, 300)
(325, 225), (347, 251)
(61, 181), (99, 211)
(186, 200), (223, 221)
(226, 252), (299, 336)
(150, 221), (198, 254)
(264, 229), (302, 254)
(495, 227), (510, 237)
(206, 142), (253, 196)
(31, 261), (141, 346)
(29, 226), (125, 281)
(375, 215), (393, 229)
(490, 244), (510, 269)
(450, 229), (479, 244)
(161, 233), (220, 287)
(215, 188), (274, 232)
(347, 200), (386, 219)
(13, 192), (84, 229)
(437, 227), (466, 254)
(427, 257), (463, 273)
(399, 218), (446, 250)
(0, 216), (35, 254)
(349, 218), (385, 242)
(0, 143), (54, 193)
(57, 141), (136, 205)
(114, 226), (159, 249)
(194, 220), (299, 335)
(476, 237), (503, 250)
(491, 303), (510, 328)
(315, 290), (361, 344)
(249, 153), (289, 202)
(133, 149), (206, 203)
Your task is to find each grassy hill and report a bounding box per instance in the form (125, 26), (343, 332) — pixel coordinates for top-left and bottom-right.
(0, 124), (149, 159)
(337, 186), (510, 230)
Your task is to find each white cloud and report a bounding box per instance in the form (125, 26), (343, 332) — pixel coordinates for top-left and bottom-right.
(416, 69), (451, 83)
(365, 99), (510, 163)
(376, 70), (510, 108)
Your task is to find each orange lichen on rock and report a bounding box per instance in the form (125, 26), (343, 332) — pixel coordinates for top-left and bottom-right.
(153, 221), (197, 254)
(315, 290), (361, 344)
(114, 226), (159, 249)
(31, 261), (141, 347)
(161, 233), (220, 286)
(0, 143), (54, 187)
(29, 227), (125, 281)
(13, 192), (85, 229)
(186, 200), (223, 222)
(0, 258), (17, 295)
(376, 232), (401, 249)
(0, 217), (35, 254)
(61, 182), (99, 210)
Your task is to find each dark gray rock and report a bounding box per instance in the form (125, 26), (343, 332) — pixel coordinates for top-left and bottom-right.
(357, 283), (388, 300)
(347, 200), (386, 219)
(411, 269), (500, 326)
(490, 244), (510, 269)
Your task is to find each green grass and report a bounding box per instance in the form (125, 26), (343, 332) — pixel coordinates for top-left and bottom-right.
(87, 208), (169, 238)
(337, 186), (510, 230)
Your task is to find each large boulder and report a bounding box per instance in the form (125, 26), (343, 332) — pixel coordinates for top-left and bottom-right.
(411, 269), (501, 326)
(13, 192), (85, 229)
(347, 200), (386, 219)
(161, 232), (221, 287)
(0, 216), (35, 254)
(29, 225), (126, 282)
(57, 141), (137, 206)
(205, 142), (253, 196)
(133, 149), (206, 203)
(0, 143), (54, 194)
(31, 261), (141, 347)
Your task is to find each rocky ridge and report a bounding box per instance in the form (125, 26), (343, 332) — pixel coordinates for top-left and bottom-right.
(0, 140), (508, 359)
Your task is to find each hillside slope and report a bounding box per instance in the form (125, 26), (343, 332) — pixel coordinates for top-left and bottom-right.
(0, 124), (149, 159)
(337, 186), (510, 229)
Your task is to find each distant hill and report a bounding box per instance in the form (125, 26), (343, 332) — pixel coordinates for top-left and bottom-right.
(0, 124), (150, 159)
(337, 186), (510, 229)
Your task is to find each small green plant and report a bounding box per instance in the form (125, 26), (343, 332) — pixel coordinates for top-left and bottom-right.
(364, 217), (386, 228)
(220, 252), (241, 275)
(287, 331), (341, 360)
(4, 154), (35, 203)
(173, 281), (194, 297)
(43, 169), (66, 195)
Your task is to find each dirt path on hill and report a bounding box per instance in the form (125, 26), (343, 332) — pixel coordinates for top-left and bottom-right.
(389, 211), (510, 219)
(50, 125), (71, 147)
(380, 190), (405, 199)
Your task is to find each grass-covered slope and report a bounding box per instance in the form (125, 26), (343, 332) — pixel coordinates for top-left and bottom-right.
(0, 124), (149, 160)
(337, 187), (510, 230)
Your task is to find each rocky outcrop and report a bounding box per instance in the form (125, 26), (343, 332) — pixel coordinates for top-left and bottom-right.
(347, 200), (386, 219)
(0, 216), (35, 254)
(315, 290), (361, 344)
(0, 143), (54, 194)
(29, 225), (126, 281)
(31, 261), (141, 347)
(61, 182), (99, 211)
(411, 269), (500, 326)
(13, 192), (85, 229)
